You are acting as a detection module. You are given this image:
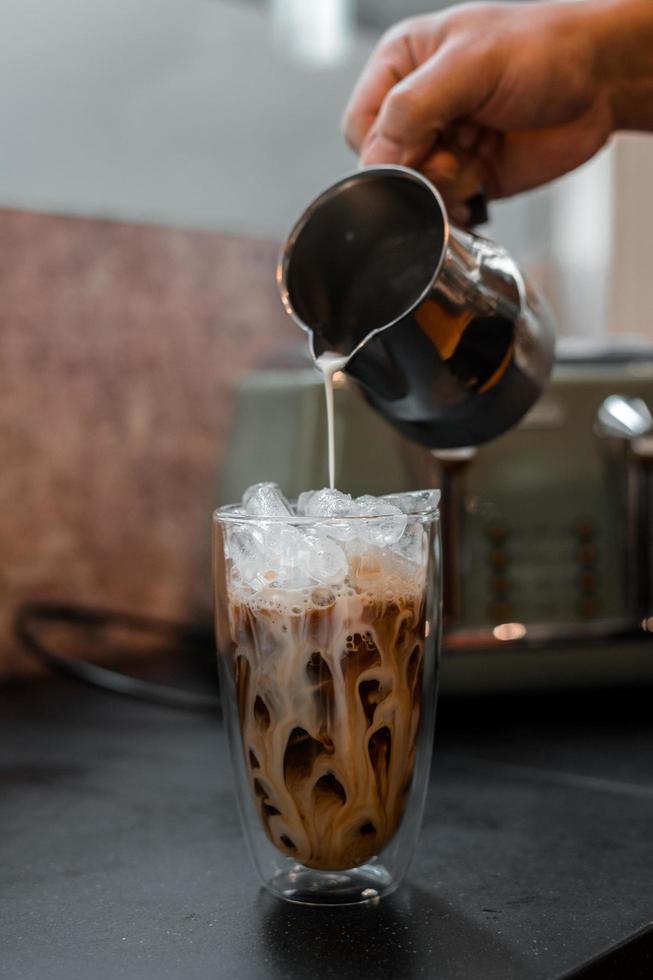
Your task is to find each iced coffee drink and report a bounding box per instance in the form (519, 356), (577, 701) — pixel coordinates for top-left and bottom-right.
(216, 484), (439, 875)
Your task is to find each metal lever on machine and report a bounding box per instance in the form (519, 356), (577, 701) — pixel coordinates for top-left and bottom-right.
(629, 435), (653, 621)
(595, 394), (653, 620)
(429, 447), (478, 627)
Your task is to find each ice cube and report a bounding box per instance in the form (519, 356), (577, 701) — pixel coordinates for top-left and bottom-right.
(227, 521), (263, 564)
(297, 488), (408, 547)
(226, 519), (307, 590)
(381, 490), (441, 515)
(226, 521), (265, 589)
(392, 522), (427, 565)
(243, 482), (293, 518)
(294, 490), (314, 516)
(354, 495), (407, 546)
(296, 488), (354, 518)
(296, 489), (359, 544)
(304, 534), (347, 586)
(254, 524), (312, 589)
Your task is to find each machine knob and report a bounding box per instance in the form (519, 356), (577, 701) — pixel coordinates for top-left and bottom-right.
(596, 394), (652, 440)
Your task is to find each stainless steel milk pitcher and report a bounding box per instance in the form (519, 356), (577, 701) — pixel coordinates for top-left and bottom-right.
(277, 165), (555, 449)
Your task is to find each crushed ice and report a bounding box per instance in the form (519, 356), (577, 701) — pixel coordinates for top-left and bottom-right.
(224, 483), (439, 592)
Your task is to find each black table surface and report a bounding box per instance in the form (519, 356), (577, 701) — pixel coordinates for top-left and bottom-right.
(2, 669), (653, 980)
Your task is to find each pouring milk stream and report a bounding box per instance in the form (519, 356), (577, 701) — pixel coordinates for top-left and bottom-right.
(315, 352), (349, 489)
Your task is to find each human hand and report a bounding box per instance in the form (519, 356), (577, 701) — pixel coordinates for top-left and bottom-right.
(343, 0), (643, 223)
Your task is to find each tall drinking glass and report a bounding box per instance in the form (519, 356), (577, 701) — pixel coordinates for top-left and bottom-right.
(213, 491), (441, 906)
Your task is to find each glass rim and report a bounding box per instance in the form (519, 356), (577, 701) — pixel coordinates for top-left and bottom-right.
(213, 489), (440, 526)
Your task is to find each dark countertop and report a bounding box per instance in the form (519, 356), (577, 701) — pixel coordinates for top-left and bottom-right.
(2, 671), (653, 980)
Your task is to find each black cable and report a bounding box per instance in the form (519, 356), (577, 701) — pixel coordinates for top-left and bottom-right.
(14, 602), (221, 716)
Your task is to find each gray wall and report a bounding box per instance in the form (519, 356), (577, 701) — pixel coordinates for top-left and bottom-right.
(0, 0), (548, 254)
(10, 0), (649, 336)
(0, 0), (370, 237)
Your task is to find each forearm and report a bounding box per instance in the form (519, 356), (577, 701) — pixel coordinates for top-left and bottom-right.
(587, 0), (653, 131)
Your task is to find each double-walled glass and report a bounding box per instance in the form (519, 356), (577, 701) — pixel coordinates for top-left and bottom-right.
(213, 493), (441, 906)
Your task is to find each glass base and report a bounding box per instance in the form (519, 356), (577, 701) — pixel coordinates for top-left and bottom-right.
(267, 861), (398, 907)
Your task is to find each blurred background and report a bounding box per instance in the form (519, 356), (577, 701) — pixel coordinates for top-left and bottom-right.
(2, 0), (652, 680)
(3, 0), (653, 327)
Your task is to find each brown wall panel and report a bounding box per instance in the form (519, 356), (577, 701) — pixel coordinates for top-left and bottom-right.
(0, 209), (295, 678)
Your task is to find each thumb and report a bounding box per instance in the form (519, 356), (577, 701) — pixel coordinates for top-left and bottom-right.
(361, 43), (497, 166)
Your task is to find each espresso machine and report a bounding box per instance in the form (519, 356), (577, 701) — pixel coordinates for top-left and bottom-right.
(219, 337), (653, 692)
